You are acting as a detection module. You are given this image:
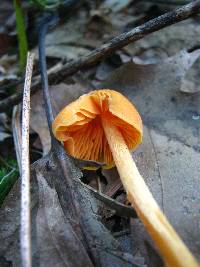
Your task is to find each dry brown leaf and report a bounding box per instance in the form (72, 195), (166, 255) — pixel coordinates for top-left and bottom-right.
(0, 148), (144, 267)
(36, 170), (93, 267)
(103, 49), (200, 148)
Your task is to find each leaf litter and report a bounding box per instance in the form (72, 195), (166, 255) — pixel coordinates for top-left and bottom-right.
(0, 1), (200, 266)
(1, 46), (199, 266)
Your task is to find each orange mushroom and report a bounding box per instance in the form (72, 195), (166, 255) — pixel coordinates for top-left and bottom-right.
(52, 89), (199, 267)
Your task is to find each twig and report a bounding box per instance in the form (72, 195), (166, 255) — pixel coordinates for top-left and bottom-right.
(20, 52), (34, 267)
(81, 181), (137, 218)
(141, 0), (190, 5)
(0, 0), (199, 112)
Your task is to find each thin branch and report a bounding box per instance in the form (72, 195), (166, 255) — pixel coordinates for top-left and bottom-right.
(20, 52), (34, 267)
(81, 181), (137, 218)
(0, 0), (199, 112)
(141, 0), (191, 5)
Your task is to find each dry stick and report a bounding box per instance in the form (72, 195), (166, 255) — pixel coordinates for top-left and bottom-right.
(20, 52), (34, 267)
(81, 181), (137, 218)
(101, 118), (199, 267)
(1, 0), (200, 112)
(142, 0), (190, 5)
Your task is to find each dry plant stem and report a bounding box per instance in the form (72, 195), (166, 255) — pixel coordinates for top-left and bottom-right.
(21, 52), (34, 267)
(0, 0), (200, 112)
(101, 117), (199, 267)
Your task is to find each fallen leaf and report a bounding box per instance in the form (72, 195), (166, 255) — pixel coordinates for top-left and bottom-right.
(103, 49), (200, 149)
(45, 45), (90, 60)
(0, 147), (142, 266)
(180, 59), (200, 93)
(36, 170), (94, 267)
(0, 177), (39, 266)
(130, 126), (200, 264)
(33, 150), (139, 267)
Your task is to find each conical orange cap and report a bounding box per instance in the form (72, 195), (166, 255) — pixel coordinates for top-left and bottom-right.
(52, 89), (142, 166)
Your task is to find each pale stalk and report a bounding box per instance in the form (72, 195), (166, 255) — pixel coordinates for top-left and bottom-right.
(21, 52), (34, 267)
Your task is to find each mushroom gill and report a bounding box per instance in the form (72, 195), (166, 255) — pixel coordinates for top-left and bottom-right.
(52, 89), (142, 165)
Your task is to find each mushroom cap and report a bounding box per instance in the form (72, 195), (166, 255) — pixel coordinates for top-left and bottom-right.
(52, 89), (142, 166)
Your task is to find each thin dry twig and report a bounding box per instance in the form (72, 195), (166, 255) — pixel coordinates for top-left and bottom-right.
(0, 0), (199, 112)
(20, 52), (34, 267)
(142, 0), (190, 5)
(82, 181), (137, 218)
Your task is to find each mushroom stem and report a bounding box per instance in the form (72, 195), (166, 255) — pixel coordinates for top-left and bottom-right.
(101, 117), (199, 267)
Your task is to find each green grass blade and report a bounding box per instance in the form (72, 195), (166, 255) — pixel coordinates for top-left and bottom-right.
(13, 0), (28, 72)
